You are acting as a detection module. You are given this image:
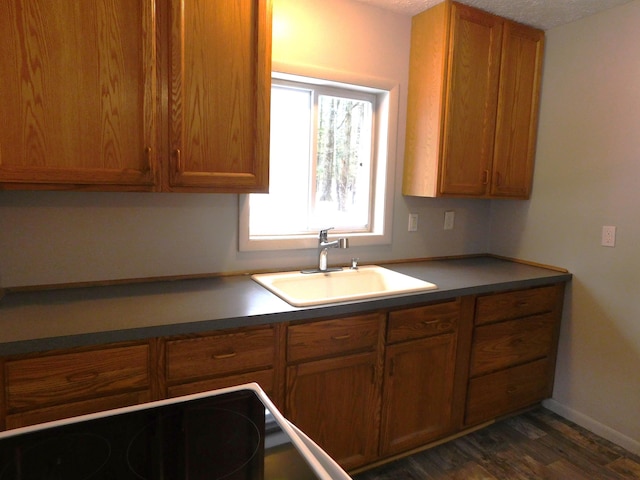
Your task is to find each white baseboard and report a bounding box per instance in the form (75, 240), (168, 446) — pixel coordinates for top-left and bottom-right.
(542, 399), (640, 456)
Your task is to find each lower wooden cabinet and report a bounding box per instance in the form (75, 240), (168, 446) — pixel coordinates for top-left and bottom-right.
(286, 352), (381, 470)
(379, 299), (462, 456)
(380, 333), (457, 456)
(284, 313), (384, 470)
(0, 281), (566, 472)
(162, 324), (282, 405)
(466, 357), (551, 425)
(464, 283), (565, 426)
(2, 342), (153, 430)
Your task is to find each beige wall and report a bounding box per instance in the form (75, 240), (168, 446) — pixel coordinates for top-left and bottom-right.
(490, 0), (640, 454)
(0, 0), (490, 288)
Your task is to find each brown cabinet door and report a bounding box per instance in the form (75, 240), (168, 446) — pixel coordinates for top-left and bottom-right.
(168, 0), (271, 192)
(439, 3), (502, 196)
(285, 352), (380, 471)
(380, 333), (457, 456)
(491, 21), (544, 198)
(0, 1), (158, 190)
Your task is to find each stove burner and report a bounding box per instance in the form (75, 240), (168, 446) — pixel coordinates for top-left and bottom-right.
(0, 388), (330, 480)
(126, 406), (262, 480)
(0, 432), (111, 480)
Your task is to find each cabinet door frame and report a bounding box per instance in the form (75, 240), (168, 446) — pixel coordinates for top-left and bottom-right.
(0, 1), (158, 190)
(380, 332), (458, 456)
(490, 21), (545, 198)
(167, 0), (271, 192)
(285, 351), (381, 470)
(439, 3), (503, 196)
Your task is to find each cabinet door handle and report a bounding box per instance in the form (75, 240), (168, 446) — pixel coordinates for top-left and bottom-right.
(495, 171), (502, 186)
(212, 352), (237, 360)
(145, 146), (154, 175)
(482, 169), (489, 185)
(174, 149), (182, 172)
(331, 334), (352, 341)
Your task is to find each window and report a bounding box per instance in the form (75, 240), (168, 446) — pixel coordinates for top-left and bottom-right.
(240, 68), (398, 251)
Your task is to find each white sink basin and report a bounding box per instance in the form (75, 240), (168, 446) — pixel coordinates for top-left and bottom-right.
(252, 265), (437, 307)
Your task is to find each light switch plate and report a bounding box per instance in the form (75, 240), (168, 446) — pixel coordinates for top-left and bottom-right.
(444, 210), (455, 230)
(408, 213), (418, 232)
(601, 225), (616, 247)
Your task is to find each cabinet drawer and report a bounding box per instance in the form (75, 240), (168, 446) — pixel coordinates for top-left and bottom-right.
(166, 327), (275, 383)
(387, 299), (459, 344)
(475, 285), (558, 325)
(5, 344), (150, 411)
(6, 391), (151, 430)
(465, 358), (551, 426)
(470, 313), (556, 377)
(167, 368), (275, 399)
(287, 313), (381, 363)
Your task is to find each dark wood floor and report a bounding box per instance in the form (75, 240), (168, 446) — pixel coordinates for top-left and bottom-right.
(353, 407), (640, 479)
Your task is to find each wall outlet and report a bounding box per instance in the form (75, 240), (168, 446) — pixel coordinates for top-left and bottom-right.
(601, 225), (616, 247)
(408, 213), (418, 232)
(444, 210), (455, 230)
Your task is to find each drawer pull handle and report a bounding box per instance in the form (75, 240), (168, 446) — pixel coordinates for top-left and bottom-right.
(516, 301), (530, 307)
(421, 319), (441, 326)
(212, 352), (237, 360)
(507, 387), (518, 394)
(67, 371), (99, 383)
(331, 334), (352, 341)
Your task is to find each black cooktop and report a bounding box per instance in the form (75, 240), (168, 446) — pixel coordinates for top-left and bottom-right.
(0, 389), (323, 480)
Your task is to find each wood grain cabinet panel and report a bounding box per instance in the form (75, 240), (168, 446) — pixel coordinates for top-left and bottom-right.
(286, 352), (381, 471)
(287, 313), (381, 363)
(491, 21), (545, 197)
(465, 284), (564, 426)
(168, 0), (271, 192)
(466, 358), (551, 426)
(380, 333), (458, 457)
(285, 313), (385, 470)
(167, 0), (271, 192)
(3, 342), (152, 429)
(387, 298), (459, 344)
(0, 0), (271, 193)
(475, 284), (558, 325)
(164, 326), (277, 397)
(0, 0), (158, 190)
(403, 0), (544, 199)
(470, 313), (556, 377)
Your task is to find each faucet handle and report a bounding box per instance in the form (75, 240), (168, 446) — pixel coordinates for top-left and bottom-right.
(319, 227), (334, 242)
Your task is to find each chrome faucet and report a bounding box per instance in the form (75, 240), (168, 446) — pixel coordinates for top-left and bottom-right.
(302, 227), (348, 273)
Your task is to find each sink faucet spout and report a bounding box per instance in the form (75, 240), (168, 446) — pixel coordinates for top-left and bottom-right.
(317, 228), (349, 272)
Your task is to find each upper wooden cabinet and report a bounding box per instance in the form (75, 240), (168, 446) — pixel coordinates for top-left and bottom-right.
(403, 1), (544, 199)
(0, 1), (158, 190)
(167, 0), (271, 192)
(0, 0), (271, 193)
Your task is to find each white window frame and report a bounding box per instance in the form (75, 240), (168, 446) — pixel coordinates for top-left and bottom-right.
(239, 63), (398, 251)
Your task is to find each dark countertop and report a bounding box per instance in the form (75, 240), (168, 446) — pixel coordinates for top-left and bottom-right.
(0, 256), (571, 356)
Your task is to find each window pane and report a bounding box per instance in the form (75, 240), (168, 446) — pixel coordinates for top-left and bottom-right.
(248, 77), (378, 241)
(250, 85), (312, 236)
(314, 95), (373, 230)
